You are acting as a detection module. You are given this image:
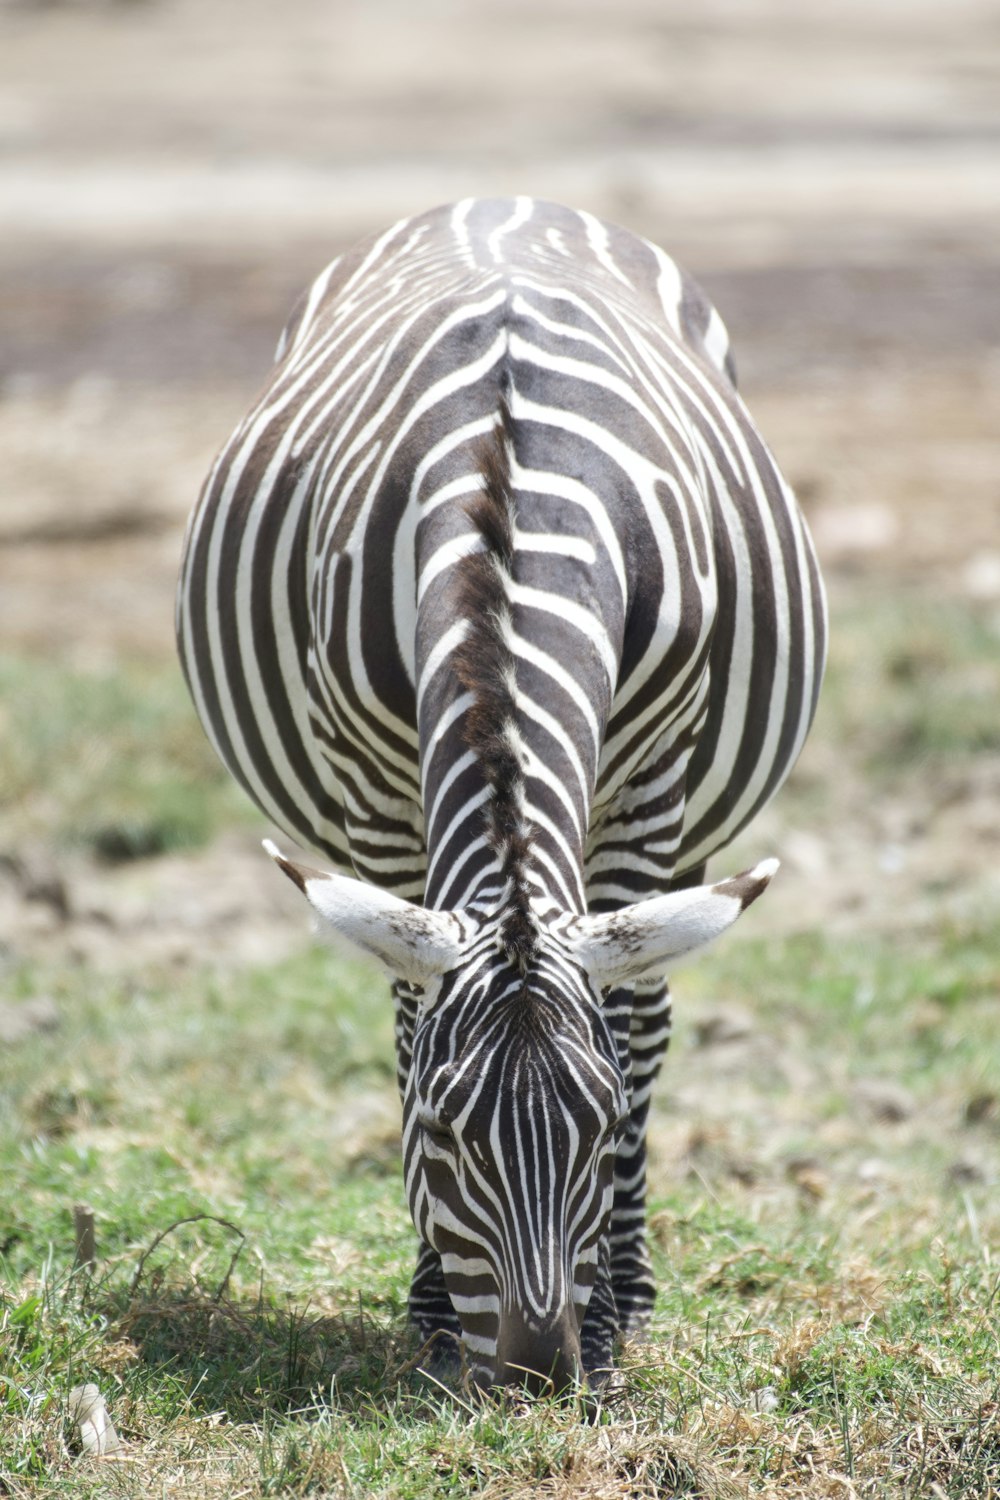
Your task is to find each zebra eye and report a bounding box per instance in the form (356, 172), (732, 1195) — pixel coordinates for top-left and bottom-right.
(421, 1118), (456, 1152)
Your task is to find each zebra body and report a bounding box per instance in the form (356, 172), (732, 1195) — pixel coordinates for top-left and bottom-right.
(177, 198), (825, 1390)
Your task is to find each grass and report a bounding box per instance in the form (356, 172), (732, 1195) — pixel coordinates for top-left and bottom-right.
(817, 592), (1000, 773)
(2, 920), (997, 1497)
(0, 654), (254, 860)
(2, 585), (999, 1496)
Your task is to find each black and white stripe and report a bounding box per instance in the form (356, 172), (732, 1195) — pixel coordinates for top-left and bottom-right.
(177, 198), (825, 1391)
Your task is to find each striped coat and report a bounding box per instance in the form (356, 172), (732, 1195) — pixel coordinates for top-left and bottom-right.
(177, 198), (825, 1390)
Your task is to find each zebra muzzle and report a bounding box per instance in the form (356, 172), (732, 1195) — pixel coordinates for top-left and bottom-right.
(490, 1304), (583, 1395)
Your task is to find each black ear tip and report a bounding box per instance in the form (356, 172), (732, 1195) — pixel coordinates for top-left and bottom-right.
(262, 838), (308, 893)
(739, 857), (779, 907)
(714, 857), (779, 909)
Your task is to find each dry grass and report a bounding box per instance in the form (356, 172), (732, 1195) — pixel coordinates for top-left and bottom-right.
(2, 590), (1000, 1496)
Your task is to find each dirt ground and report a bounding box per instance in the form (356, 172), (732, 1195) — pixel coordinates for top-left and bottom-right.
(1, 0), (999, 970)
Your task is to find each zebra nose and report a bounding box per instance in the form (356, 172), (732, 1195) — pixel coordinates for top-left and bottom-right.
(494, 1306), (582, 1395)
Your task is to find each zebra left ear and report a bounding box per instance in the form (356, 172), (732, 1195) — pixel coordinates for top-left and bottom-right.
(263, 841), (468, 985)
(570, 859), (779, 990)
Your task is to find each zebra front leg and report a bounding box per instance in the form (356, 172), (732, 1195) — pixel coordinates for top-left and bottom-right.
(408, 1239), (463, 1373)
(581, 972), (671, 1382)
(610, 975), (673, 1333)
(578, 1235), (619, 1385)
(393, 981), (463, 1364)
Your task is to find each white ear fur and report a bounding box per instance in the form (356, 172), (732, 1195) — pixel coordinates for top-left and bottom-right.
(570, 858), (779, 990)
(263, 840), (467, 985)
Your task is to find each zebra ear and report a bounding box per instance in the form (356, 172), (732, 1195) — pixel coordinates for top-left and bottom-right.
(571, 859), (779, 990)
(263, 841), (467, 985)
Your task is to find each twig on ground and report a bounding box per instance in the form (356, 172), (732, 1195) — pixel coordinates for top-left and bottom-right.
(128, 1214), (246, 1301)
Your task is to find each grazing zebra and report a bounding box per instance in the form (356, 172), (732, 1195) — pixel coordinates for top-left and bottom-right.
(176, 198), (825, 1393)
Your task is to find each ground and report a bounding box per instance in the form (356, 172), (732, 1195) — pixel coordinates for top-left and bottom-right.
(1, 2), (999, 1496)
(2, 0), (999, 954)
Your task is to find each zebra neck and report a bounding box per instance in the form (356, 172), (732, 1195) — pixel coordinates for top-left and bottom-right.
(416, 401), (596, 932)
(419, 708), (589, 932)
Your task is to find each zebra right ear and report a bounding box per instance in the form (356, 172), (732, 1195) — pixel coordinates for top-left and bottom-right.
(263, 841), (467, 986)
(569, 859), (778, 990)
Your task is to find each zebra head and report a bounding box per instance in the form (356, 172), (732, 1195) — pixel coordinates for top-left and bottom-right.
(265, 840), (776, 1391)
(402, 934), (628, 1394)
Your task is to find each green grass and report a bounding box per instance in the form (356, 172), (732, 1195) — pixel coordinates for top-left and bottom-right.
(2, 587), (999, 1495)
(817, 592), (1000, 773)
(0, 654), (254, 859)
(2, 922), (997, 1498)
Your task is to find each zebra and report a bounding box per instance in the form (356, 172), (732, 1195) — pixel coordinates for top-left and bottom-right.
(176, 197), (825, 1394)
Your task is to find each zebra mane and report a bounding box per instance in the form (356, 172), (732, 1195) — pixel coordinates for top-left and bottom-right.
(452, 396), (537, 975)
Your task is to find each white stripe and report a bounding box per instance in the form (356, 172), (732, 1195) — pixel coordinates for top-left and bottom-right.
(487, 195), (535, 265)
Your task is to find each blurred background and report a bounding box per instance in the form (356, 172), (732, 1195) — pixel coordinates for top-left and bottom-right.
(1, 0), (998, 966)
(2, 13), (1000, 1485)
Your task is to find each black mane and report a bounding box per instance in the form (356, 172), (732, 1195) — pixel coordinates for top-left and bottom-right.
(451, 397), (537, 973)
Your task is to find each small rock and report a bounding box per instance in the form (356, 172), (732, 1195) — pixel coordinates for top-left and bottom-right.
(693, 1005), (754, 1047)
(948, 1156), (987, 1187)
(22, 871), (71, 921)
(13, 848), (71, 921)
(0, 996), (61, 1046)
(685, 1123), (729, 1156)
(963, 1092), (998, 1127)
(961, 552), (1000, 601)
(785, 1156), (828, 1201)
(727, 1157), (758, 1187)
(851, 1079), (916, 1124)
